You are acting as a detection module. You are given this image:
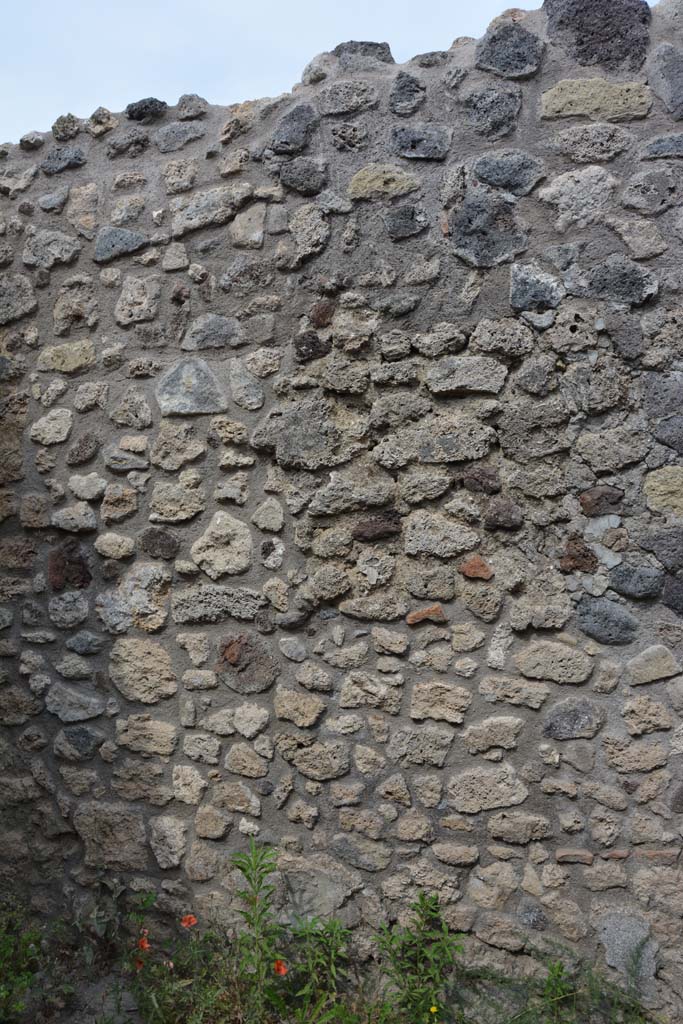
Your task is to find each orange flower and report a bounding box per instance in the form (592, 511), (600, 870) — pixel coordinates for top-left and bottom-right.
(134, 958), (145, 972)
(138, 936), (150, 951)
(273, 959), (288, 976)
(180, 914), (198, 929)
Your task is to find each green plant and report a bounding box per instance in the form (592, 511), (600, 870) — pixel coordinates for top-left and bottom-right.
(231, 838), (286, 1022)
(0, 908), (40, 1022)
(376, 891), (462, 1023)
(290, 915), (351, 1004)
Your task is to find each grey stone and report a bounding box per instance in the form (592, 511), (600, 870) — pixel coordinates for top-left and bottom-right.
(22, 228), (80, 269)
(391, 124), (451, 160)
(106, 126), (150, 158)
(596, 913), (658, 988)
(170, 183), (253, 237)
(182, 313), (244, 351)
(510, 261), (565, 311)
(94, 227), (149, 263)
(177, 93), (209, 120)
(609, 562), (664, 600)
(155, 121), (205, 152)
(577, 598), (639, 645)
(475, 21), (544, 79)
(450, 190), (528, 268)
(649, 44), (683, 120)
(45, 682), (106, 723)
(0, 273), (37, 325)
(424, 355), (507, 395)
(552, 123), (634, 162)
(640, 133), (683, 161)
(155, 359), (228, 415)
(319, 80), (377, 115)
(171, 585), (265, 624)
(229, 358), (265, 410)
(654, 415), (683, 455)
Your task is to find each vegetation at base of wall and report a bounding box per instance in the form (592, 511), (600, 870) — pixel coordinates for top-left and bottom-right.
(0, 843), (662, 1024)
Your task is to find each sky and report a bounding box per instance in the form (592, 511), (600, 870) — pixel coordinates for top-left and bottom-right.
(1, 0), (546, 143)
(1, 0), (661, 144)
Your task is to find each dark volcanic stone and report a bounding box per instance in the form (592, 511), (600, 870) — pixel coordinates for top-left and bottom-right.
(389, 71), (426, 115)
(579, 485), (624, 517)
(40, 146), (87, 176)
(649, 45), (683, 121)
(609, 562), (665, 600)
(642, 373), (683, 418)
(332, 41), (394, 66)
(293, 331), (333, 363)
(271, 104), (319, 155)
(215, 632), (280, 694)
(544, 697), (605, 740)
(48, 540), (92, 592)
(576, 597), (639, 645)
(654, 416), (683, 456)
(94, 227), (149, 263)
(602, 310), (644, 361)
(475, 22), (545, 79)
(662, 575), (683, 617)
(544, 0), (650, 72)
(391, 124), (451, 160)
(578, 255), (658, 307)
(450, 191), (528, 268)
(352, 512), (402, 541)
(66, 631), (105, 655)
(54, 724), (105, 761)
(484, 496), (523, 531)
(472, 150), (545, 196)
(280, 157), (328, 195)
(461, 84), (522, 140)
(126, 97), (168, 122)
(671, 784), (683, 814)
(462, 465), (501, 494)
(139, 527), (181, 561)
(383, 204), (429, 240)
(66, 434), (101, 466)
(518, 899), (548, 931)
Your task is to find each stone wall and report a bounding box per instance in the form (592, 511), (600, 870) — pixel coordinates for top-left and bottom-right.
(2, 0), (683, 1015)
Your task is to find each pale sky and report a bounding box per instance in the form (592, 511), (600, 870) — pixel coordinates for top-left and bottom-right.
(2, 0), (548, 143)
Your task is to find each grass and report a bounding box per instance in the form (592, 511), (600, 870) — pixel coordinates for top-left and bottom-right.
(0, 843), (663, 1024)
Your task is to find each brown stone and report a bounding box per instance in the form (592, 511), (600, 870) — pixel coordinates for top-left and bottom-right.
(556, 848), (594, 865)
(579, 485), (624, 517)
(459, 554), (494, 580)
(406, 603), (447, 625)
(48, 540), (92, 591)
(559, 535), (599, 573)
